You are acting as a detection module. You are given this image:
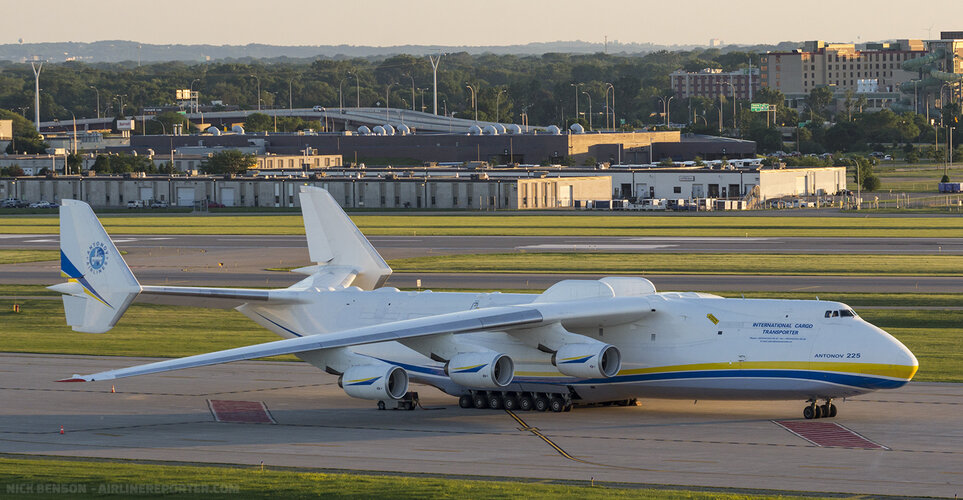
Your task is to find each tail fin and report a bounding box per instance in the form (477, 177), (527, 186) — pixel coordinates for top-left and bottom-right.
(49, 200), (140, 333)
(298, 186), (391, 290)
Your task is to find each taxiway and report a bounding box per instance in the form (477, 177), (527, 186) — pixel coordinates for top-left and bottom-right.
(1, 353), (960, 498)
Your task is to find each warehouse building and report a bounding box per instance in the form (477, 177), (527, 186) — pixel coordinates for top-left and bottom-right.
(0, 174), (611, 210)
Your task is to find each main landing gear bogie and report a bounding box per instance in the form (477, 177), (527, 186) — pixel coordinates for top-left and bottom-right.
(463, 390), (572, 412)
(803, 399), (837, 420)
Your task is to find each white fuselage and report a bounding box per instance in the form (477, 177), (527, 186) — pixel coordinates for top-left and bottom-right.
(237, 287), (918, 404)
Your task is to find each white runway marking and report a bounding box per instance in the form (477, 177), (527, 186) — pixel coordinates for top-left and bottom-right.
(626, 237), (772, 242)
(517, 244), (676, 251)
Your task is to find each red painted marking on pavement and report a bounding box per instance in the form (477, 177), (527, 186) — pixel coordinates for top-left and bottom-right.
(208, 400), (276, 424)
(773, 420), (888, 450)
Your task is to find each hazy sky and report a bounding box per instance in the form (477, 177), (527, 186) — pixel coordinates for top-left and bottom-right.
(6, 1), (960, 47)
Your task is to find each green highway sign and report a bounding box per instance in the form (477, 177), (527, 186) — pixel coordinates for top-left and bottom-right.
(750, 103), (770, 112)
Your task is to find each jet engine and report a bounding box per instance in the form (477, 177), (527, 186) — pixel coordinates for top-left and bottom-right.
(444, 351), (514, 389)
(552, 343), (621, 379)
(338, 363), (409, 400)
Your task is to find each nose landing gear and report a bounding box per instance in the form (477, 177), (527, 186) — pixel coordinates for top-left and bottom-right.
(803, 399), (837, 419)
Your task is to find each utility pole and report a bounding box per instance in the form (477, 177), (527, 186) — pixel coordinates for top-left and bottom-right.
(30, 60), (43, 131)
(429, 53), (442, 115)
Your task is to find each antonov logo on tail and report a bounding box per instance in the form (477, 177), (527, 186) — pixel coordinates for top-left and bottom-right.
(86, 242), (108, 273)
(49, 188), (919, 420)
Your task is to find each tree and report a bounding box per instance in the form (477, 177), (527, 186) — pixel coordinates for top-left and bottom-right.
(150, 111), (192, 135)
(0, 109), (48, 154)
(851, 156), (880, 192)
(804, 87), (834, 121)
(200, 150), (256, 175)
(1, 165), (25, 177)
(244, 113), (273, 133)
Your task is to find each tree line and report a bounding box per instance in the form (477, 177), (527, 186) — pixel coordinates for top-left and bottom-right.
(0, 52), (959, 156)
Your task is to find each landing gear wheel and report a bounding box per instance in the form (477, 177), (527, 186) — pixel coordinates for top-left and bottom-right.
(377, 401), (386, 410)
(549, 397), (566, 413)
(827, 403), (837, 418)
(488, 393), (504, 409)
(473, 393), (487, 409)
(518, 395), (534, 411)
(534, 396), (550, 412)
(458, 395), (473, 409)
(563, 403), (573, 412)
(803, 404), (817, 420)
(503, 395), (519, 411)
(820, 404), (831, 418)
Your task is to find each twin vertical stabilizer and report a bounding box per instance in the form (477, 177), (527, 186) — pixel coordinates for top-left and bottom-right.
(50, 200), (140, 333)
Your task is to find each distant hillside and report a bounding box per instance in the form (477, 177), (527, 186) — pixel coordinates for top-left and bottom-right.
(0, 40), (804, 63)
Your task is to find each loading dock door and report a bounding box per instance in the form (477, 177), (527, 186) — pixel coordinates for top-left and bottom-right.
(138, 187), (154, 202)
(558, 185), (572, 207)
(176, 188), (195, 207)
(221, 188), (236, 207)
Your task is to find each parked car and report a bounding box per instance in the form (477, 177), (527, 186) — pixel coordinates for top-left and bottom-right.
(206, 201), (225, 208)
(28, 201), (57, 209)
(149, 200), (169, 209)
(1, 199), (26, 208)
(126, 200), (145, 209)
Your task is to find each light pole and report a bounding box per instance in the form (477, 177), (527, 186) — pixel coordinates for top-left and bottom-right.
(418, 87), (426, 112)
(581, 91), (593, 131)
(570, 83), (581, 125)
(429, 53), (442, 115)
(288, 75), (300, 110)
(404, 74), (415, 111)
(723, 81), (736, 130)
(465, 84), (477, 123)
(604, 83), (614, 130)
(354, 73), (361, 108)
(90, 86), (100, 119)
(190, 78), (200, 113)
(68, 111), (77, 158)
(385, 82), (395, 122)
(249, 74), (261, 111)
(339, 75), (350, 109)
(658, 96), (674, 126)
(115, 94), (128, 116)
(495, 88), (506, 123)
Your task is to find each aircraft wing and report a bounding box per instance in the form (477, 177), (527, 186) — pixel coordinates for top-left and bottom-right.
(58, 296), (650, 382)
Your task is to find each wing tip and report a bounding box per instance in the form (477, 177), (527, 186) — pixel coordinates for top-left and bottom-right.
(56, 375), (90, 383)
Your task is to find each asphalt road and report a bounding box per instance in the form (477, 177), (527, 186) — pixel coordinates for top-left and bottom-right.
(4, 234), (963, 256)
(3, 234), (962, 292)
(2, 353), (960, 498)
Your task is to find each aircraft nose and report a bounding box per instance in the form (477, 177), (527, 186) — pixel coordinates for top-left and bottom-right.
(880, 327), (918, 382)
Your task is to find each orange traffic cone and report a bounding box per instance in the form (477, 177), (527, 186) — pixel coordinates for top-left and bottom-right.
(111, 385), (115, 393)
(59, 425), (64, 435)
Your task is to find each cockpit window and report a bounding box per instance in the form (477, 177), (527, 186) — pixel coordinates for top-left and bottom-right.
(826, 309), (857, 318)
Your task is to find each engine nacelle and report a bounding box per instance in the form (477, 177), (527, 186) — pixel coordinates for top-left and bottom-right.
(552, 343), (621, 379)
(338, 363), (409, 401)
(445, 351), (514, 389)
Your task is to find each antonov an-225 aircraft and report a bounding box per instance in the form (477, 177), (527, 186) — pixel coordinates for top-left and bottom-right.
(52, 186), (918, 419)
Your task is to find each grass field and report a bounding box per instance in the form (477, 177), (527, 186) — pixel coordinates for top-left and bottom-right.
(3, 214), (963, 237)
(0, 250), (59, 265)
(1, 290), (959, 382)
(388, 252), (963, 276)
(0, 456), (827, 500)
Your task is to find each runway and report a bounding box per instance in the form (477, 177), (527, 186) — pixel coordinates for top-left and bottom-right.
(2, 234), (962, 293)
(1, 353), (960, 498)
(3, 234), (963, 256)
